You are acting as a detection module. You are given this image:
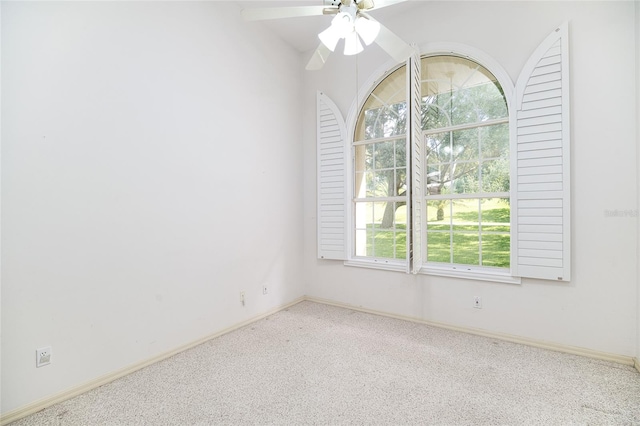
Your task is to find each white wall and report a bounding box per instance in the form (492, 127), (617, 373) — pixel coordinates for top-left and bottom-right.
(1, 1), (305, 414)
(636, 0), (640, 363)
(303, 1), (638, 358)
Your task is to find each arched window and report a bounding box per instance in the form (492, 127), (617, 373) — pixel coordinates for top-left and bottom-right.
(353, 66), (408, 260)
(353, 55), (510, 269)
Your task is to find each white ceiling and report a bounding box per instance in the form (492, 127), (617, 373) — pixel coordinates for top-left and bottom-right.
(237, 0), (421, 53)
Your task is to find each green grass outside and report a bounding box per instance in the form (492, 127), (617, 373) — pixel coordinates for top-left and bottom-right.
(364, 199), (510, 267)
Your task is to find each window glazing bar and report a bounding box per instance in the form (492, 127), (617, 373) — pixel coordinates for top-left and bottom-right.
(425, 192), (509, 200)
(353, 135), (406, 146)
(423, 117), (508, 136)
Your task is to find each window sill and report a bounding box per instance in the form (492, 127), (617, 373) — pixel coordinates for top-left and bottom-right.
(344, 258), (407, 273)
(420, 265), (521, 285)
(344, 258), (521, 284)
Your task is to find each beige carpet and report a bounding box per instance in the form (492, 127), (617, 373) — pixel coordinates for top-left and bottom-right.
(11, 301), (640, 425)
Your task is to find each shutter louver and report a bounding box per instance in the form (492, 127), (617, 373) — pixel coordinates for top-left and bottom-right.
(317, 91), (347, 260)
(408, 49), (424, 274)
(513, 23), (571, 281)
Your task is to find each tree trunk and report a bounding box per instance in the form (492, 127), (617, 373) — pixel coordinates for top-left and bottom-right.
(381, 201), (406, 228)
(381, 185), (407, 228)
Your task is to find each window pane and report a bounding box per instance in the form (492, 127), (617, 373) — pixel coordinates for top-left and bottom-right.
(355, 202), (391, 230)
(452, 199), (479, 232)
(481, 234), (510, 267)
(372, 170), (395, 197)
(440, 128), (478, 194)
(427, 231), (450, 263)
(480, 123), (509, 160)
(452, 233), (480, 265)
(395, 140), (406, 168)
(355, 202), (376, 257)
(394, 231), (407, 259)
(481, 198), (510, 268)
(423, 103), (451, 130)
(354, 145), (368, 172)
(396, 208), (407, 259)
(427, 200), (450, 230)
(396, 169), (407, 196)
(425, 131), (451, 164)
(451, 199), (480, 266)
(372, 230), (395, 258)
(481, 198), (510, 232)
(358, 104), (407, 140)
(374, 141), (395, 169)
(426, 164), (445, 196)
(426, 198), (454, 263)
(355, 202), (371, 229)
(377, 201), (398, 229)
(355, 229), (372, 257)
(354, 172), (365, 198)
(355, 171), (378, 198)
(395, 203), (407, 225)
(354, 145), (370, 198)
(451, 128), (479, 163)
(451, 162), (479, 194)
(481, 159), (510, 193)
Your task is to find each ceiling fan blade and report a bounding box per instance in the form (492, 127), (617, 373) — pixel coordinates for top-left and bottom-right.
(241, 6), (336, 21)
(354, 15), (380, 46)
(362, 14), (413, 62)
(306, 43), (333, 71)
(362, 0), (408, 11)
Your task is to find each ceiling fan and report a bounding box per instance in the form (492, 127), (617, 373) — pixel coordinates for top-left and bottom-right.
(241, 0), (413, 70)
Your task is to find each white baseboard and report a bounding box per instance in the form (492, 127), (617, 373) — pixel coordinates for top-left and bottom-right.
(305, 296), (636, 367)
(0, 297), (305, 426)
(2, 295), (636, 425)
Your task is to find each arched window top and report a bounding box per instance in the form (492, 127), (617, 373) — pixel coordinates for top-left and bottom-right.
(355, 66), (407, 141)
(354, 55), (508, 142)
(421, 55), (507, 130)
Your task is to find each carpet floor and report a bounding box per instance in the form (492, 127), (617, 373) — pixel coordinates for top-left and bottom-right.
(10, 301), (640, 425)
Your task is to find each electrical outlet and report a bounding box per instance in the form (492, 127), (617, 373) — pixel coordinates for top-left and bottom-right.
(240, 291), (245, 306)
(473, 296), (482, 309)
(36, 346), (52, 368)
(262, 285), (268, 295)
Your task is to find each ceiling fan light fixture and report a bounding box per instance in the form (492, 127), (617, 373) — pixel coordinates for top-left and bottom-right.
(243, 0), (412, 70)
(343, 30), (364, 55)
(319, 11), (353, 51)
(318, 24), (342, 51)
(354, 16), (380, 46)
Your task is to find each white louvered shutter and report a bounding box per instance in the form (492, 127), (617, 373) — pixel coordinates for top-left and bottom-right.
(408, 49), (424, 274)
(512, 23), (571, 281)
(317, 91), (347, 260)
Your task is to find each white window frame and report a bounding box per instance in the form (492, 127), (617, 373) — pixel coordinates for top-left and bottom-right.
(345, 44), (519, 283)
(345, 59), (410, 272)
